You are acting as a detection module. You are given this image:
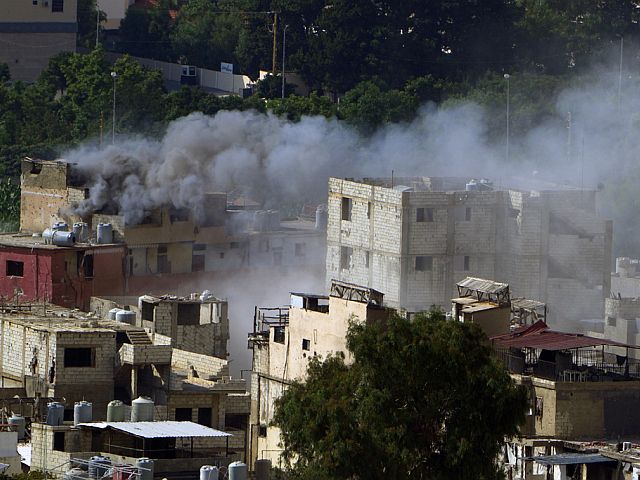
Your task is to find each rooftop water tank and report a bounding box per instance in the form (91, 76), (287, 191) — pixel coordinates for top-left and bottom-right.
(64, 468), (89, 480)
(53, 221), (69, 231)
(254, 459), (271, 480)
(9, 414), (26, 440)
(136, 458), (154, 480)
(73, 222), (89, 243)
(107, 400), (125, 422)
(53, 231), (76, 247)
(108, 308), (122, 321)
(74, 401), (92, 426)
(200, 465), (219, 480)
(131, 397), (154, 422)
(315, 205), (328, 231)
(228, 461), (247, 480)
(97, 223), (113, 244)
(89, 456), (111, 479)
(465, 179), (479, 191)
(115, 310), (136, 325)
(46, 402), (64, 426)
(42, 228), (55, 244)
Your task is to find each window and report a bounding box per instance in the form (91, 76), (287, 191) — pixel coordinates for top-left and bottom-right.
(230, 242), (240, 249)
(295, 243), (306, 257)
(78, 253), (93, 277)
(365, 250), (370, 268)
(193, 244), (206, 252)
(273, 326), (285, 344)
(6, 260), (23, 277)
(465, 207), (472, 221)
(415, 256), (433, 272)
(175, 408), (192, 421)
(177, 303), (200, 325)
(273, 247), (283, 266)
(64, 348), (94, 368)
(367, 202), (372, 219)
(225, 413), (247, 430)
(51, 0), (63, 11)
(340, 246), (352, 270)
(192, 254), (205, 272)
(32, 0), (38, 5)
(417, 208), (425, 222)
(463, 255), (470, 271)
(157, 246), (170, 274)
(302, 339), (310, 351)
(169, 207), (189, 223)
(607, 316), (617, 327)
(258, 425), (267, 437)
(197, 408), (212, 427)
(53, 432), (65, 451)
(141, 301), (155, 322)
(341, 197), (352, 221)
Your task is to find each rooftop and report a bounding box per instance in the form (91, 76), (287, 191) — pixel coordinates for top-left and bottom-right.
(78, 421), (232, 439)
(0, 233), (121, 250)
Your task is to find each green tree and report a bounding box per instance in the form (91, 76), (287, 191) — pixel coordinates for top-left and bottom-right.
(77, 0), (106, 49)
(274, 311), (527, 479)
(267, 92), (337, 121)
(118, 1), (174, 59)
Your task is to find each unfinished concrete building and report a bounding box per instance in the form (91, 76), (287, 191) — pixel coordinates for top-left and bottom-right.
(327, 177), (612, 327)
(584, 296), (640, 360)
(247, 281), (389, 468)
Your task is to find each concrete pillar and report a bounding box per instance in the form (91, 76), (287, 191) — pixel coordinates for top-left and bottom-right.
(131, 367), (138, 399)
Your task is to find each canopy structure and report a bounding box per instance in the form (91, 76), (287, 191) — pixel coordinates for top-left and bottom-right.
(78, 421), (232, 439)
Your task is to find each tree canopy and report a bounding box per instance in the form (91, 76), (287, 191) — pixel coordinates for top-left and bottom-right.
(273, 311), (528, 479)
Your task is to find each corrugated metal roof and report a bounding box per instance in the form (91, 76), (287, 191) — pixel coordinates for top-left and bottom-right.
(78, 421), (232, 439)
(457, 277), (508, 294)
(511, 298), (546, 310)
(532, 453), (615, 466)
(491, 320), (632, 350)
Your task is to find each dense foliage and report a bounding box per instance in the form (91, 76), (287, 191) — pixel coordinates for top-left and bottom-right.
(273, 311), (528, 479)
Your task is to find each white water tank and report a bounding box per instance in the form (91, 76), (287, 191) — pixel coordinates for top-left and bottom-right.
(73, 222), (89, 243)
(131, 397), (154, 422)
(64, 468), (89, 480)
(74, 401), (92, 426)
(97, 223), (113, 244)
(228, 461), (247, 480)
(107, 400), (125, 422)
(115, 310), (136, 325)
(53, 221), (69, 231)
(108, 308), (122, 320)
(9, 414), (26, 440)
(46, 402), (64, 426)
(200, 465), (219, 480)
(136, 458), (154, 480)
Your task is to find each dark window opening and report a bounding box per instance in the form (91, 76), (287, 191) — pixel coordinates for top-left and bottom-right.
(340, 246), (352, 270)
(63, 409), (73, 422)
(465, 207), (472, 221)
(175, 408), (192, 421)
(197, 408), (212, 427)
(53, 432), (65, 451)
(193, 244), (206, 251)
(78, 253), (94, 278)
(177, 303), (200, 325)
(463, 255), (470, 271)
(416, 208), (425, 222)
(169, 207), (189, 223)
(367, 202), (371, 219)
(6, 260), (24, 277)
(225, 414), (246, 430)
(52, 0), (64, 11)
(258, 425), (267, 437)
(415, 256), (433, 272)
(192, 254), (205, 272)
(302, 339), (310, 351)
(64, 348), (94, 368)
(158, 245), (167, 254)
(157, 246), (170, 274)
(365, 251), (370, 268)
(141, 301), (155, 322)
(273, 326), (285, 344)
(341, 197), (352, 221)
(230, 242), (240, 249)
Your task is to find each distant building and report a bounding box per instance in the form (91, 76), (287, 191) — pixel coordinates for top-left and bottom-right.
(492, 322), (640, 479)
(247, 281), (390, 468)
(327, 177), (612, 327)
(585, 296), (640, 360)
(0, 0), (77, 82)
(611, 256), (640, 298)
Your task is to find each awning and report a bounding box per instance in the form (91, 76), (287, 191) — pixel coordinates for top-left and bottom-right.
(532, 453), (616, 466)
(78, 421), (232, 439)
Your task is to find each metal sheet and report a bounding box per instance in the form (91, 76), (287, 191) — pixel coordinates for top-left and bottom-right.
(78, 421), (232, 439)
(532, 453), (615, 466)
(457, 277), (509, 294)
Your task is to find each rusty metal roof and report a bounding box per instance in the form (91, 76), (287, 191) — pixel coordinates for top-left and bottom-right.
(457, 277), (509, 295)
(491, 320), (633, 350)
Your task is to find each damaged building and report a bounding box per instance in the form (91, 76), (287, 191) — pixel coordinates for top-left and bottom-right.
(17, 158), (326, 300)
(326, 176), (612, 327)
(247, 280), (390, 469)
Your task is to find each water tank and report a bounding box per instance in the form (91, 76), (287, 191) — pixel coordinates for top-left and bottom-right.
(46, 402), (64, 426)
(89, 456), (111, 479)
(115, 310), (136, 325)
(74, 401), (92, 426)
(64, 468), (89, 480)
(53, 221), (69, 231)
(315, 205), (328, 230)
(108, 308), (122, 321)
(267, 210), (280, 230)
(254, 459), (271, 480)
(136, 458), (154, 480)
(73, 222), (89, 243)
(107, 400), (125, 422)
(200, 465), (219, 480)
(9, 414), (26, 440)
(131, 397), (154, 422)
(42, 228), (55, 244)
(465, 179), (479, 191)
(228, 461), (247, 480)
(97, 223), (113, 244)
(49, 230), (76, 246)
(253, 211), (268, 232)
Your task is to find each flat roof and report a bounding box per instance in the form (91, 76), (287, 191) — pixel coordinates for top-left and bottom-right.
(0, 233), (122, 250)
(78, 421), (232, 439)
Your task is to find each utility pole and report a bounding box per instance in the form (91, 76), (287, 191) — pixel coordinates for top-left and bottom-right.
(281, 24), (287, 99)
(271, 12), (278, 74)
(618, 36), (624, 111)
(95, 0), (100, 48)
(111, 71), (117, 144)
(504, 73), (510, 163)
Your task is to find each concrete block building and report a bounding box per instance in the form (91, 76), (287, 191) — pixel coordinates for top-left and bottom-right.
(0, 0), (77, 82)
(327, 177), (612, 327)
(247, 281), (389, 468)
